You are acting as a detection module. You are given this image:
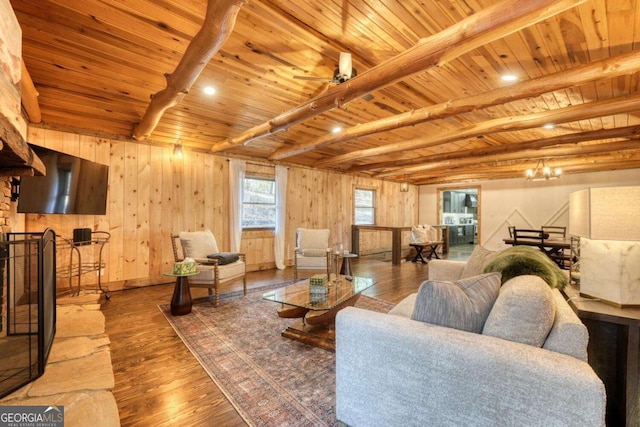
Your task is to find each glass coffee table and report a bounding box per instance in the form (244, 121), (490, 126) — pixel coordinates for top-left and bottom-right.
(263, 275), (375, 351)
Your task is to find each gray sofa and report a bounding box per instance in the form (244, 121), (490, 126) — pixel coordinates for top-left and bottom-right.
(336, 259), (606, 427)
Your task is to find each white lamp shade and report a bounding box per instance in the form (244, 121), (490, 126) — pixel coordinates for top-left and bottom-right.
(569, 186), (640, 241)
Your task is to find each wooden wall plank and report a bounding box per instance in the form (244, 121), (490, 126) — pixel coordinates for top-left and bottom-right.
(23, 130), (419, 283)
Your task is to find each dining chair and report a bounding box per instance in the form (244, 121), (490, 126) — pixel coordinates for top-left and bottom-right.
(542, 226), (567, 240)
(507, 226), (515, 238)
(171, 230), (246, 307)
(569, 236), (581, 284)
(512, 228), (545, 247)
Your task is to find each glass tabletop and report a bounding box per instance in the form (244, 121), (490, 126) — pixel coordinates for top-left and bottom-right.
(262, 276), (375, 311)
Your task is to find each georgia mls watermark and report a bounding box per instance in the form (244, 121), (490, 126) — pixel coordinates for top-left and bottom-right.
(0, 406), (63, 427)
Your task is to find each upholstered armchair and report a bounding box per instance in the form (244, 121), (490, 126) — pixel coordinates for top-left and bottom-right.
(171, 229), (246, 307)
(294, 228), (330, 281)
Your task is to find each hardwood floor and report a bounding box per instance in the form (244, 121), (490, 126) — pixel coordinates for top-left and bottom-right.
(102, 251), (470, 426)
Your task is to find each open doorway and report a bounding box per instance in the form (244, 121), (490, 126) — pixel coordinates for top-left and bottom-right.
(438, 186), (481, 254)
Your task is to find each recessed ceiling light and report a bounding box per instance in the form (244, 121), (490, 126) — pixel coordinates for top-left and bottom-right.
(332, 126), (342, 134)
(501, 74), (518, 82)
(203, 86), (216, 96)
(543, 123), (555, 129)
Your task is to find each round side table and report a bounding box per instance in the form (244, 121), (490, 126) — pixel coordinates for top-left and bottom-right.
(164, 271), (199, 316)
(339, 253), (358, 280)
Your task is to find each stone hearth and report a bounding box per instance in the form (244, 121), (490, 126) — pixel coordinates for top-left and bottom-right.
(0, 293), (120, 426)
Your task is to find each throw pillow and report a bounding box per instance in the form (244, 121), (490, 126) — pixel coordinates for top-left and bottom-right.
(482, 275), (556, 347)
(179, 229), (219, 259)
(482, 245), (568, 290)
(411, 226), (428, 243)
(411, 272), (501, 333)
(461, 245), (497, 278)
(300, 249), (327, 257)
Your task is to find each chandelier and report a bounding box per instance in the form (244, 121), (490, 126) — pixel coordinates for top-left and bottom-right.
(525, 159), (561, 181)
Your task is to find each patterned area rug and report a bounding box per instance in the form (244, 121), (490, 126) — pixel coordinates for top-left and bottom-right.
(159, 283), (394, 427)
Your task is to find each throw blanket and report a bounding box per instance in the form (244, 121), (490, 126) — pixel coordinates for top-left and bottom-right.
(207, 252), (240, 265)
(482, 246), (568, 290)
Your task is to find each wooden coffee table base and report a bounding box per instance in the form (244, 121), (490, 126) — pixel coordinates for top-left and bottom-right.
(277, 293), (362, 351)
(282, 321), (337, 352)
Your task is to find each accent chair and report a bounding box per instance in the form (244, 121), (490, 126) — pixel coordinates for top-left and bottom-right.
(171, 229), (246, 307)
(294, 228), (330, 281)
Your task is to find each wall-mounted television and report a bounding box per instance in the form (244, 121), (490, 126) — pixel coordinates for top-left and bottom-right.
(17, 145), (109, 215)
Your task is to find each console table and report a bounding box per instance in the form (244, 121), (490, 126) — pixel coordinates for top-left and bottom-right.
(351, 225), (449, 265)
(351, 225), (411, 265)
(563, 283), (640, 426)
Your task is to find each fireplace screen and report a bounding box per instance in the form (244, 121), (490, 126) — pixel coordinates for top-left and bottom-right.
(0, 229), (56, 399)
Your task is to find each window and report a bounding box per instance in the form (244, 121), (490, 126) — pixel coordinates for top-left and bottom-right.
(242, 177), (276, 228)
(354, 188), (376, 225)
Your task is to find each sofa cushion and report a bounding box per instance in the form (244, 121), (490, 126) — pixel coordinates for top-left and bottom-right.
(388, 293), (417, 318)
(482, 245), (568, 289)
(543, 289), (589, 361)
(482, 275), (556, 347)
(411, 273), (501, 333)
(461, 245), (497, 278)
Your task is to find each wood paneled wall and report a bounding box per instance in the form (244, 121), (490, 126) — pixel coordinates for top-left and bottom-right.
(23, 128), (418, 291)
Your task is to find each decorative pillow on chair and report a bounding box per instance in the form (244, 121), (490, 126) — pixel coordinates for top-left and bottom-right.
(461, 245), (497, 278)
(482, 275), (556, 347)
(300, 249), (327, 257)
(411, 226), (428, 243)
(179, 229), (219, 259)
(482, 245), (568, 290)
(411, 272), (501, 333)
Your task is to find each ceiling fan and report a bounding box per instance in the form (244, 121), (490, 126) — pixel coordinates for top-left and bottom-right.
(294, 52), (357, 84)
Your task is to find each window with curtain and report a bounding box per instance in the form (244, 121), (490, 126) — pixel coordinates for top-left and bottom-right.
(354, 188), (376, 225)
(242, 177), (276, 228)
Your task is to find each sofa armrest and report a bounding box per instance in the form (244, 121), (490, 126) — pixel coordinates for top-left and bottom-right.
(427, 259), (466, 281)
(336, 307), (605, 427)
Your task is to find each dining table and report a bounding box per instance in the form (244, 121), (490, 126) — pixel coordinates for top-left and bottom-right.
(502, 237), (571, 257)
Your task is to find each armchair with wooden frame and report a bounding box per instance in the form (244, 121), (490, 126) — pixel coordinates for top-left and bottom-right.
(294, 228), (331, 282)
(171, 229), (246, 307)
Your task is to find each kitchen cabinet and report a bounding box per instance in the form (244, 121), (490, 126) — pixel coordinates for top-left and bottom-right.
(444, 191), (466, 213)
(449, 225), (475, 246)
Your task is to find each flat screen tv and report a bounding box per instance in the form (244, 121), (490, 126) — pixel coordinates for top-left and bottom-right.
(17, 145), (109, 215)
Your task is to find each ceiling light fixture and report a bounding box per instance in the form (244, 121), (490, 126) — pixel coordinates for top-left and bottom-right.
(332, 126), (342, 134)
(501, 74), (518, 82)
(203, 86), (216, 96)
(543, 123), (555, 129)
(525, 159), (561, 181)
(400, 175), (409, 192)
(173, 142), (183, 158)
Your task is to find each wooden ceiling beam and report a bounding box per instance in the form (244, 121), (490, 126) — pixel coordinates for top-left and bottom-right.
(347, 125), (640, 173)
(413, 159), (640, 185)
(411, 154), (640, 185)
(209, 0), (586, 153)
(131, 0), (246, 142)
(373, 126), (640, 178)
(390, 141), (640, 181)
(20, 59), (41, 123)
(321, 93), (640, 166)
(269, 49), (640, 161)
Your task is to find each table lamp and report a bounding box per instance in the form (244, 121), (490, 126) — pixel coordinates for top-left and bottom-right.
(569, 186), (640, 307)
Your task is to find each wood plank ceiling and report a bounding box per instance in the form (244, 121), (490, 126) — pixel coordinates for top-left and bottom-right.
(10, 0), (640, 185)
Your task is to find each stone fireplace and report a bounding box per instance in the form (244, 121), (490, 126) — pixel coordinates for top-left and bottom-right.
(1, 176), (12, 334)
